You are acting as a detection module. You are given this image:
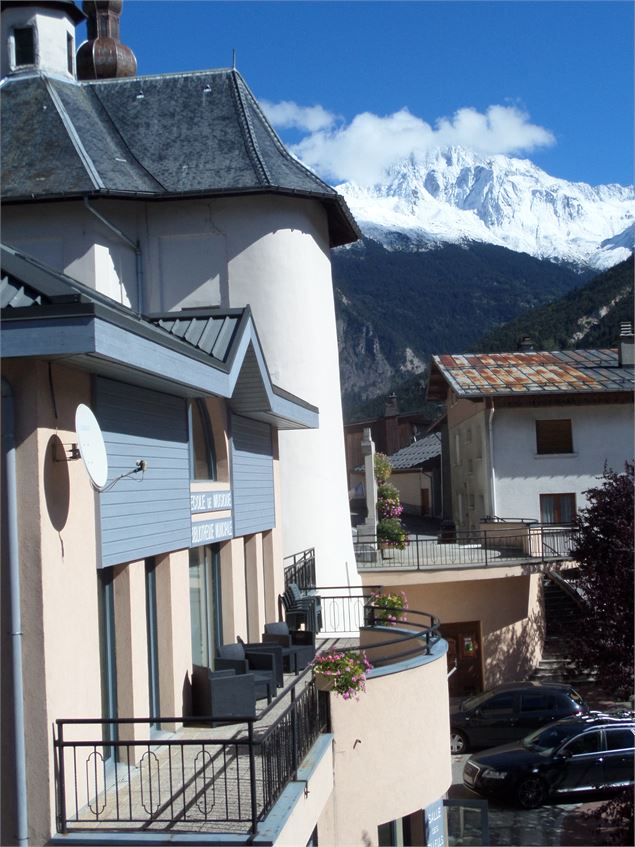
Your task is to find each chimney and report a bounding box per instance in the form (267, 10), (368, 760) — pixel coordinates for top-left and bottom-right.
(518, 336), (535, 352)
(384, 392), (399, 417)
(618, 322), (634, 367)
(76, 0), (136, 80)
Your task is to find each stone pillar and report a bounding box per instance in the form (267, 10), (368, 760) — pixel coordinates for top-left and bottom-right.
(357, 428), (378, 551)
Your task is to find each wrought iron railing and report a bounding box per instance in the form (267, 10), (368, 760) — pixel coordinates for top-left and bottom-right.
(283, 547), (315, 590)
(54, 667), (328, 836)
(354, 526), (578, 570)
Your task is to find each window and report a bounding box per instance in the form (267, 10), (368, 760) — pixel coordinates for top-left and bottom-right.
(540, 493), (576, 524)
(190, 400), (216, 479)
(605, 729), (635, 751)
(145, 559), (160, 728)
(520, 693), (552, 712)
(67, 33), (74, 74)
(189, 545), (222, 669)
(14, 27), (35, 66)
(564, 731), (601, 755)
(480, 693), (514, 715)
(536, 419), (573, 454)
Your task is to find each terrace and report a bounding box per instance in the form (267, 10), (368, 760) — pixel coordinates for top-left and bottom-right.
(354, 521), (577, 572)
(53, 587), (447, 842)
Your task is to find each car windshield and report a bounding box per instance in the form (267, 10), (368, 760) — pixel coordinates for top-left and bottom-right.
(524, 724), (580, 751)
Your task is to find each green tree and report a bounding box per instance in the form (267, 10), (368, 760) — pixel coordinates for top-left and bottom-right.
(570, 462), (634, 697)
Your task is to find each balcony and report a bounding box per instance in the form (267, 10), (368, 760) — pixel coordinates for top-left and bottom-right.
(355, 522), (578, 572)
(53, 590), (450, 842)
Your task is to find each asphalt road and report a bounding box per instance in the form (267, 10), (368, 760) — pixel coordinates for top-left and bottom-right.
(449, 753), (619, 846)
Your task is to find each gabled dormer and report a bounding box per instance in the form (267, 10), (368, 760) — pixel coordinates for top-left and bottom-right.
(1, 0), (84, 80)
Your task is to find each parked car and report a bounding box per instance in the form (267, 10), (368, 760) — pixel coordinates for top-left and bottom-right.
(450, 681), (588, 754)
(463, 712), (635, 808)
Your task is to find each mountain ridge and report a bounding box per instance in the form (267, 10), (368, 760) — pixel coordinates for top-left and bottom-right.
(336, 147), (634, 270)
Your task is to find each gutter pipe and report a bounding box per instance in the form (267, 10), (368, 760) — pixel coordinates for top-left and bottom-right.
(486, 398), (497, 518)
(83, 198), (144, 316)
(2, 378), (29, 846)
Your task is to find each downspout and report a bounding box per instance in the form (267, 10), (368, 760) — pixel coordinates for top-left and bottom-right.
(486, 398), (497, 518)
(2, 378), (29, 846)
(83, 198), (144, 316)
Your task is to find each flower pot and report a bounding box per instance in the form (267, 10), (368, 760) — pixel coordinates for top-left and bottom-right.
(314, 673), (335, 692)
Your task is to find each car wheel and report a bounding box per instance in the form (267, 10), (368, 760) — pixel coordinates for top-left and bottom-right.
(516, 775), (547, 809)
(450, 729), (468, 755)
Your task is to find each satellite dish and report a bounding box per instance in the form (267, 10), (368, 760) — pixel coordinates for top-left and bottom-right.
(75, 404), (109, 490)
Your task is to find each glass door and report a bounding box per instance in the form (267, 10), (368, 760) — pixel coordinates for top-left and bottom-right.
(189, 544), (222, 668)
(145, 558), (160, 731)
(98, 567), (118, 763)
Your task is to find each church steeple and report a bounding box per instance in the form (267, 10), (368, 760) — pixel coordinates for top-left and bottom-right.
(76, 0), (136, 80)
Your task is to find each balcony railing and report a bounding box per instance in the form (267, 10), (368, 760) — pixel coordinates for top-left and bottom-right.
(54, 591), (443, 838)
(283, 547), (315, 590)
(54, 667), (327, 837)
(354, 525), (578, 570)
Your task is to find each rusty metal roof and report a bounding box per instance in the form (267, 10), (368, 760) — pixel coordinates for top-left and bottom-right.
(428, 349), (634, 399)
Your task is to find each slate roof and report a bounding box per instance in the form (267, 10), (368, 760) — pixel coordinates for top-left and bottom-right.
(389, 432), (442, 470)
(0, 69), (360, 247)
(427, 350), (635, 400)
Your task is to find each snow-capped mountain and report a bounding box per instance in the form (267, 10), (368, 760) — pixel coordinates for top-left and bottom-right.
(336, 147), (634, 270)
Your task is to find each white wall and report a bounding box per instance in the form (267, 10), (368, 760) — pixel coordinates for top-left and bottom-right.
(493, 403), (633, 521)
(1, 6), (76, 78)
(3, 195), (357, 590)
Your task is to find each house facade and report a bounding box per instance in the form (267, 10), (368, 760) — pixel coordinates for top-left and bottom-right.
(1, 3), (453, 845)
(426, 341), (635, 532)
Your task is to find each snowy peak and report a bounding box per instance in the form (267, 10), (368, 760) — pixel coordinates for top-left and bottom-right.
(336, 148), (635, 269)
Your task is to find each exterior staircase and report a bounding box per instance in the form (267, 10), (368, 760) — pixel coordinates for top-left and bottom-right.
(532, 573), (592, 683)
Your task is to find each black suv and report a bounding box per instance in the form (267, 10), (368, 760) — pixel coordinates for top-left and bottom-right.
(463, 712), (635, 808)
(450, 681), (588, 754)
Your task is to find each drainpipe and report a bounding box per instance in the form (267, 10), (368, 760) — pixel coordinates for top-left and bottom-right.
(83, 198), (144, 315)
(486, 399), (497, 518)
(2, 379), (29, 846)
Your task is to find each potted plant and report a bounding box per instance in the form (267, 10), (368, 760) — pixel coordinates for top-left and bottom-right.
(369, 590), (408, 625)
(312, 651), (373, 699)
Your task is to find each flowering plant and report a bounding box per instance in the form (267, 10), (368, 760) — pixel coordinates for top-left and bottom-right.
(312, 651), (373, 699)
(377, 483), (404, 520)
(370, 590), (408, 626)
(377, 517), (408, 549)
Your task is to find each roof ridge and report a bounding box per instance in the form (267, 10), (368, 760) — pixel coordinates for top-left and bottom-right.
(234, 71), (338, 196)
(229, 70), (272, 186)
(43, 76), (104, 190)
(83, 68), (234, 87)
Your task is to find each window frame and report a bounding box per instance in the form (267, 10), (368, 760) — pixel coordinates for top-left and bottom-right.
(189, 399), (217, 481)
(12, 25), (36, 68)
(540, 492), (577, 525)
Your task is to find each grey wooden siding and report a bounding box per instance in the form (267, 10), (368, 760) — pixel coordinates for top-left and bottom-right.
(95, 377), (191, 567)
(231, 414), (275, 536)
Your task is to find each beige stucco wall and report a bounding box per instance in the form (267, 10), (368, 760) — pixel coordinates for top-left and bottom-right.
(317, 650), (451, 846)
(2, 361), (103, 843)
(370, 574), (544, 689)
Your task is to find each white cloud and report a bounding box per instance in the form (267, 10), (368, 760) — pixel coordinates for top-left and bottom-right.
(259, 99), (337, 133)
(263, 101), (555, 185)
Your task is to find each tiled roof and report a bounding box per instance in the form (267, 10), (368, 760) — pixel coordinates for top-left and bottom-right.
(428, 350), (634, 399)
(0, 69), (360, 247)
(389, 432), (442, 470)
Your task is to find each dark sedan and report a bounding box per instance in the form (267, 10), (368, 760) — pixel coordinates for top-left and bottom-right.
(450, 681), (588, 754)
(463, 713), (635, 808)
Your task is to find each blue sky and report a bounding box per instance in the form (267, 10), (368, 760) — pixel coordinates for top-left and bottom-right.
(92, 1), (633, 187)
